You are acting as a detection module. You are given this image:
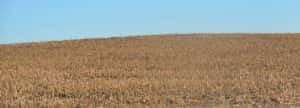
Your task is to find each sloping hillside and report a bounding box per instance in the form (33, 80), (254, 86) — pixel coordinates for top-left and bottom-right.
(0, 34), (300, 107)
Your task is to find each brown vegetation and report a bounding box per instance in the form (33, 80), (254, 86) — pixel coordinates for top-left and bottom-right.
(0, 34), (300, 107)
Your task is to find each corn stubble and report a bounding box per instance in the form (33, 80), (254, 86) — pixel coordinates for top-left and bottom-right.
(0, 34), (300, 107)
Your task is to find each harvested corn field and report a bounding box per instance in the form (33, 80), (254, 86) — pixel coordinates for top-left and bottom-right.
(0, 34), (300, 107)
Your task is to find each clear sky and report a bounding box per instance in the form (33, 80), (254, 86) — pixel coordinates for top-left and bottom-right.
(1, 0), (300, 43)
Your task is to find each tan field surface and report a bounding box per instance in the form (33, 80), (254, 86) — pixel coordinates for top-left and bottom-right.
(0, 34), (300, 107)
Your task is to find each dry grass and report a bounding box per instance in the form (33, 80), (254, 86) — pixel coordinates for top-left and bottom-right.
(0, 34), (300, 107)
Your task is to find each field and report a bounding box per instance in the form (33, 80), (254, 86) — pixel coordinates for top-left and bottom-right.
(0, 34), (300, 107)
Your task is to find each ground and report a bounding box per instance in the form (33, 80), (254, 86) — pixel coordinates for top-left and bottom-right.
(0, 34), (300, 107)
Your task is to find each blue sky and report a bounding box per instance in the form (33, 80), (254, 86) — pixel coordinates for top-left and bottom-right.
(1, 0), (300, 43)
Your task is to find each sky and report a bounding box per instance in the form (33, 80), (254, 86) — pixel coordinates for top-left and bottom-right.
(1, 0), (300, 44)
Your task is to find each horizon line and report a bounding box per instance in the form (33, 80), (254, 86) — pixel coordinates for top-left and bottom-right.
(1, 32), (300, 45)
